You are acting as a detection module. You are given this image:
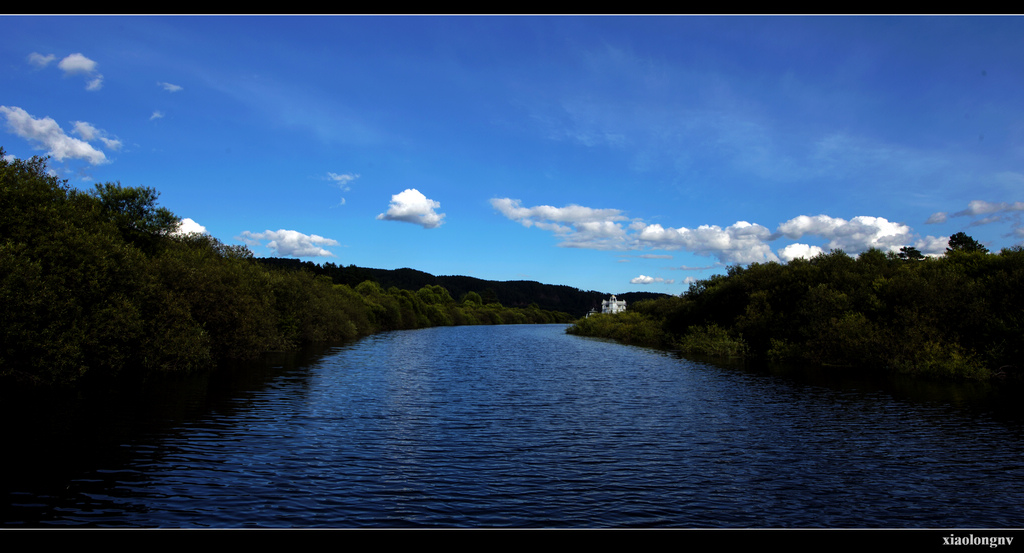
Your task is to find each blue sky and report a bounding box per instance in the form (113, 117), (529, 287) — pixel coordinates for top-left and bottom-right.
(3, 16), (1023, 294)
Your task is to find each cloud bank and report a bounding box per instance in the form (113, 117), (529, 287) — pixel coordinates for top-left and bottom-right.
(492, 198), (951, 265)
(238, 229), (339, 257)
(377, 189), (445, 228)
(637, 221), (777, 264)
(775, 214), (914, 253)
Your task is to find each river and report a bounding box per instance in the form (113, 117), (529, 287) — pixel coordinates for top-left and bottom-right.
(3, 324), (1024, 527)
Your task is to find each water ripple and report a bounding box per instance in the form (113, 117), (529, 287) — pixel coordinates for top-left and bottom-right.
(4, 324), (1024, 527)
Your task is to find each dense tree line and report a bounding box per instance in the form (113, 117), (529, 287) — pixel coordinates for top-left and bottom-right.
(0, 150), (572, 387)
(255, 258), (668, 318)
(569, 242), (1024, 381)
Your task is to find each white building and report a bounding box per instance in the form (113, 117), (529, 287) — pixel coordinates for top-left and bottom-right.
(601, 295), (627, 314)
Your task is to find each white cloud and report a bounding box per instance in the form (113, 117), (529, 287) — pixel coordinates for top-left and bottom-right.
(954, 200), (1024, 217)
(491, 198), (627, 226)
(0, 105), (107, 165)
(950, 200), (1024, 233)
(58, 53), (102, 90)
(929, 200), (1024, 231)
(490, 197), (632, 249)
(775, 214), (913, 253)
(158, 81), (183, 93)
(58, 53), (96, 74)
(492, 198), (776, 263)
(377, 188), (445, 228)
(778, 243), (825, 262)
(173, 218), (208, 236)
(630, 274), (675, 285)
(150, 111), (164, 120)
(238, 229), (339, 257)
(27, 52), (55, 68)
(72, 121), (121, 151)
(636, 221), (778, 264)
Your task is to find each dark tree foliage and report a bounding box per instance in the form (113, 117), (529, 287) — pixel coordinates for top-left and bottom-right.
(898, 246), (925, 261)
(568, 244), (1024, 381)
(947, 232), (990, 254)
(89, 182), (179, 254)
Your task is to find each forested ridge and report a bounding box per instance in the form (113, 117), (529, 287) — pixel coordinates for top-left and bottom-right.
(0, 150), (574, 387)
(255, 258), (667, 318)
(568, 239), (1024, 381)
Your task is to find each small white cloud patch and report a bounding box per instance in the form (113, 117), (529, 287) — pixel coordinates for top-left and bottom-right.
(328, 172), (359, 188)
(57, 53), (103, 90)
(377, 188), (445, 229)
(630, 274), (675, 284)
(27, 52), (55, 68)
(778, 243), (824, 262)
(173, 218), (208, 236)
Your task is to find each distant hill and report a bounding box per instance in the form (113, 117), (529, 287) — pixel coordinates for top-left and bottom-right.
(255, 259), (670, 318)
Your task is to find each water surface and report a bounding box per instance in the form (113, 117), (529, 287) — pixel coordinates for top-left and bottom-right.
(3, 324), (1023, 527)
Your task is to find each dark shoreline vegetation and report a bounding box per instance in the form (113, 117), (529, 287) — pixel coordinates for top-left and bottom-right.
(567, 238), (1024, 381)
(1, 150), (580, 388)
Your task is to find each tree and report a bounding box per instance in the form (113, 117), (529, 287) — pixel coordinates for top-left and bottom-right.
(89, 182), (179, 247)
(897, 246), (925, 261)
(946, 232), (989, 254)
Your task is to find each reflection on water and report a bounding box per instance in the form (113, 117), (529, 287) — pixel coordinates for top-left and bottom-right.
(3, 324), (1024, 527)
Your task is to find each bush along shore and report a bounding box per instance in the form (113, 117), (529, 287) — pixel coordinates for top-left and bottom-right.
(568, 242), (1024, 381)
(0, 150), (573, 388)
